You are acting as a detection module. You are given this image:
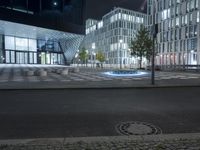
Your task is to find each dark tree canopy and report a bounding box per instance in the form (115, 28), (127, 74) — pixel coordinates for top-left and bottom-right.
(130, 26), (153, 68)
(79, 47), (88, 64)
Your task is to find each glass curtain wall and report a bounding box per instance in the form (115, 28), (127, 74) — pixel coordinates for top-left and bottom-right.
(37, 39), (64, 65)
(5, 36), (37, 64)
(4, 35), (64, 65)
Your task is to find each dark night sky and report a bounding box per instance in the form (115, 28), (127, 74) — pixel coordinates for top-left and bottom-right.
(85, 0), (147, 20)
(0, 0), (147, 24)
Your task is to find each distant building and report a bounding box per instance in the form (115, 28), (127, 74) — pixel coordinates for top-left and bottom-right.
(148, 0), (200, 68)
(83, 0), (200, 69)
(82, 7), (148, 68)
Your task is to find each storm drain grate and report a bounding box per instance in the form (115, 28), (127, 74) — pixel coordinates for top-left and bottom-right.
(115, 121), (162, 136)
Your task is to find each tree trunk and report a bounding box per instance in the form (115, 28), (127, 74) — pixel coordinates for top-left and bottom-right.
(139, 57), (142, 69)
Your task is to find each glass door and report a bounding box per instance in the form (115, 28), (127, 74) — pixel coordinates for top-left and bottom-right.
(5, 50), (16, 63)
(41, 52), (46, 64)
(46, 53), (51, 64)
(16, 51), (28, 64)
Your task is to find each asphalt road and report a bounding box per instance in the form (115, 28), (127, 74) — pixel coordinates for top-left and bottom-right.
(0, 87), (200, 139)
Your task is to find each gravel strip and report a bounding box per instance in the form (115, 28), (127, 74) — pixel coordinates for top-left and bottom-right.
(1, 134), (200, 150)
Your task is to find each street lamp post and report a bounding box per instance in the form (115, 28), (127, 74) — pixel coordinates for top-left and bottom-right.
(90, 51), (92, 68)
(128, 48), (131, 69)
(93, 52), (96, 68)
(92, 43), (96, 68)
(75, 50), (79, 67)
(119, 39), (123, 69)
(151, 0), (157, 85)
(85, 50), (88, 67)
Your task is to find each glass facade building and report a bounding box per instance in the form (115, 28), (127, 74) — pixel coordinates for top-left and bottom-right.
(148, 0), (200, 68)
(4, 35), (63, 64)
(0, 20), (84, 65)
(82, 7), (148, 68)
(0, 0), (85, 65)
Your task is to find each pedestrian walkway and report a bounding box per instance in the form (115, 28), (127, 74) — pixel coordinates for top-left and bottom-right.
(0, 133), (200, 150)
(0, 64), (200, 83)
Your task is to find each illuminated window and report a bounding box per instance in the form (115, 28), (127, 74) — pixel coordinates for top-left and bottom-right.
(191, 0), (195, 10)
(141, 18), (144, 23)
(128, 15), (131, 21)
(29, 39), (37, 51)
(168, 19), (171, 28)
(176, 17), (179, 26)
(92, 43), (96, 49)
(98, 21), (103, 29)
(15, 37), (28, 51)
(136, 17), (140, 23)
(171, 19), (175, 28)
(196, 0), (199, 8)
(5, 51), (10, 63)
(162, 9), (168, 20)
(124, 14), (127, 20)
(187, 2), (190, 12)
(181, 16), (184, 25)
(115, 14), (118, 21)
(111, 15), (114, 23)
(167, 9), (170, 18)
(185, 15), (188, 24)
(5, 36), (15, 50)
(189, 13), (193, 24)
(118, 13), (121, 19)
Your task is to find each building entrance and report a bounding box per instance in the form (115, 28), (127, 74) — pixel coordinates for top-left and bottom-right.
(5, 50), (37, 64)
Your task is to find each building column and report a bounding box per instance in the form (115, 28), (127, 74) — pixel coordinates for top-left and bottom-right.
(197, 38), (200, 70)
(0, 35), (3, 63)
(0, 35), (5, 63)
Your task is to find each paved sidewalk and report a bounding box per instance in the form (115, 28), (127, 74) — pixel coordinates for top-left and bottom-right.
(0, 64), (200, 89)
(0, 133), (200, 150)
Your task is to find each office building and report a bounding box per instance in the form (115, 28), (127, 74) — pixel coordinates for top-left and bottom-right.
(148, 0), (200, 68)
(84, 0), (200, 69)
(82, 7), (148, 68)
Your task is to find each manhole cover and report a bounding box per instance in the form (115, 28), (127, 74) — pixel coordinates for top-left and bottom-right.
(115, 121), (162, 136)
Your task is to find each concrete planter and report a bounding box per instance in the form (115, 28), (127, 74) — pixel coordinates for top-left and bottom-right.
(36, 70), (47, 76)
(25, 70), (34, 76)
(61, 69), (68, 76)
(72, 68), (79, 73)
(46, 69), (53, 73)
(56, 69), (62, 74)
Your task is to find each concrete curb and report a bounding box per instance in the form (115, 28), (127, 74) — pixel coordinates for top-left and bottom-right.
(0, 84), (200, 90)
(0, 80), (200, 90)
(0, 133), (200, 145)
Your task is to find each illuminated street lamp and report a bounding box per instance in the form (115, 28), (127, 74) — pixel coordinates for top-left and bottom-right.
(75, 50), (79, 67)
(93, 52), (96, 68)
(0, 56), (5, 63)
(92, 43), (96, 68)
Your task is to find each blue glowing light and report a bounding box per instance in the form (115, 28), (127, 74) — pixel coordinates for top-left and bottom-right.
(103, 70), (149, 77)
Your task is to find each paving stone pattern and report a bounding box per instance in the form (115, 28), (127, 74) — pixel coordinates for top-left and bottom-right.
(0, 138), (200, 150)
(0, 64), (200, 83)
